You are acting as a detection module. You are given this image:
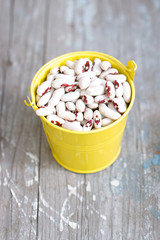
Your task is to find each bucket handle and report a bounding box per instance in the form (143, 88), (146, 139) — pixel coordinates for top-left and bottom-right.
(126, 60), (137, 81)
(24, 96), (34, 108)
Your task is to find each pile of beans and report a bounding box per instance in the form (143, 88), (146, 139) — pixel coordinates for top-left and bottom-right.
(36, 58), (131, 131)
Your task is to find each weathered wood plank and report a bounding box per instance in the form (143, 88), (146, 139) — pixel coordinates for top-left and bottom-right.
(0, 0), (47, 239)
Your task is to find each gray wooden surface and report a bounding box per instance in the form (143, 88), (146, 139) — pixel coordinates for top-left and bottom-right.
(0, 0), (160, 239)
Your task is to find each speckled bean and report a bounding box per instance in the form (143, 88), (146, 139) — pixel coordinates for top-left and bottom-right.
(93, 110), (102, 129)
(37, 80), (52, 96)
(81, 92), (94, 105)
(99, 68), (118, 79)
(52, 78), (75, 89)
(108, 102), (118, 112)
(47, 114), (65, 126)
(83, 120), (93, 131)
(114, 81), (123, 98)
(65, 83), (78, 93)
(112, 97), (127, 113)
(94, 95), (108, 104)
(105, 81), (115, 100)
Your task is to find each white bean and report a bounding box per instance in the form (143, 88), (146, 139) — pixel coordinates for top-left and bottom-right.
(36, 105), (55, 116)
(99, 68), (118, 79)
(76, 99), (86, 112)
(105, 81), (115, 100)
(66, 102), (76, 111)
(100, 61), (111, 71)
(48, 87), (65, 106)
(60, 66), (69, 73)
(62, 121), (83, 131)
(99, 103), (121, 120)
(123, 81), (131, 103)
(77, 71), (96, 80)
(83, 120), (93, 131)
(55, 74), (76, 81)
(61, 91), (80, 102)
(37, 91), (52, 107)
(84, 107), (93, 121)
(75, 112), (83, 121)
(37, 80), (52, 96)
(87, 102), (98, 109)
(47, 114), (65, 126)
(65, 60), (75, 69)
(64, 68), (75, 76)
(93, 110), (102, 129)
(50, 67), (59, 74)
(86, 85), (105, 96)
(56, 101), (75, 120)
(56, 101), (65, 118)
(47, 74), (55, 81)
(106, 74), (127, 83)
(112, 97), (127, 113)
(89, 78), (106, 87)
(63, 111), (75, 121)
(102, 118), (113, 127)
(78, 76), (91, 89)
(93, 58), (102, 76)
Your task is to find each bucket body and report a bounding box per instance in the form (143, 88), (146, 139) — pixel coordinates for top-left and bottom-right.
(28, 51), (136, 174)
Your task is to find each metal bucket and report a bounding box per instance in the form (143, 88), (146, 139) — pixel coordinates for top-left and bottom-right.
(25, 51), (137, 173)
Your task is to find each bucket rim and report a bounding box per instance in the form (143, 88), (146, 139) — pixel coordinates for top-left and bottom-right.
(30, 51), (136, 135)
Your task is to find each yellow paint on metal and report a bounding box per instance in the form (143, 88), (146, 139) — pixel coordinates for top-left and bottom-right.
(26, 51), (137, 174)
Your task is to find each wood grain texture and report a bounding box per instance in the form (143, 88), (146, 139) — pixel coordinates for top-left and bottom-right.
(0, 0), (160, 239)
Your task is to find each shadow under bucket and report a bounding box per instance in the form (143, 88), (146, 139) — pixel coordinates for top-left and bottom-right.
(25, 51), (137, 174)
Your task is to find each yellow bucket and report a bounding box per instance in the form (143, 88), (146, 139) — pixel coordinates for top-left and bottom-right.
(25, 51), (137, 174)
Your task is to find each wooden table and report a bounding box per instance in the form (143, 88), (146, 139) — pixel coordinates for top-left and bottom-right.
(0, 0), (160, 239)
